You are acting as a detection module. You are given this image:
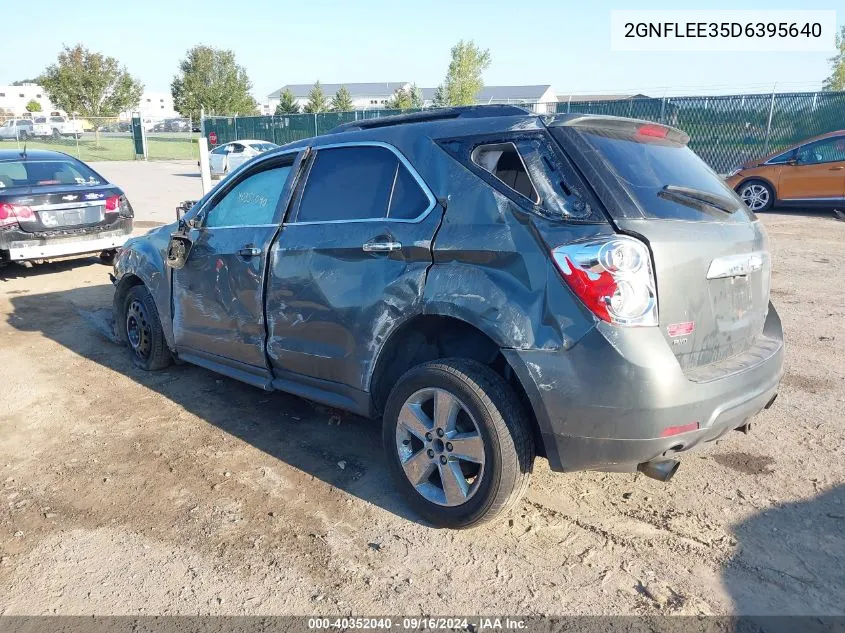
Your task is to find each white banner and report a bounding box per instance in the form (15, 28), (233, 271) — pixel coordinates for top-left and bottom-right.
(611, 10), (837, 52)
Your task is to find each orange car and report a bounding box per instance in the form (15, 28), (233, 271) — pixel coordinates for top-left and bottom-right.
(726, 130), (845, 212)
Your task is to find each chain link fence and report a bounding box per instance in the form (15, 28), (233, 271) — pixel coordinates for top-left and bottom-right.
(0, 114), (198, 162)
(2, 90), (841, 171)
(203, 90), (845, 174)
(559, 91), (845, 173)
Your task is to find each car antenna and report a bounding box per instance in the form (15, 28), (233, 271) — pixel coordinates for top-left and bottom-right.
(20, 141), (27, 159)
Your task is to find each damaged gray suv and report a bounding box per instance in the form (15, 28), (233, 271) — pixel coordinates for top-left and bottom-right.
(112, 106), (784, 528)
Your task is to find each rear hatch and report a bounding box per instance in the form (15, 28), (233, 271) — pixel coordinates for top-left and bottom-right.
(548, 116), (772, 371)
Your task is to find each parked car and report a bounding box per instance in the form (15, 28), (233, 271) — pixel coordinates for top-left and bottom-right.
(113, 107), (783, 528)
(0, 119), (34, 140)
(726, 130), (845, 212)
(166, 118), (189, 132)
(41, 115), (84, 139)
(30, 116), (50, 138)
(0, 149), (134, 263)
(208, 140), (280, 178)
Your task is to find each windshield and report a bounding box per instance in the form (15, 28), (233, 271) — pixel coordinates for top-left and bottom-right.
(574, 129), (752, 222)
(0, 159), (105, 189)
(250, 142), (278, 152)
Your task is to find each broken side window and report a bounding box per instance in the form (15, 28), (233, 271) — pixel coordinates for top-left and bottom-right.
(471, 142), (540, 203)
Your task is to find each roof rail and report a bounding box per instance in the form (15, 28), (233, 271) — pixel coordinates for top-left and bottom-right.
(328, 104), (532, 133)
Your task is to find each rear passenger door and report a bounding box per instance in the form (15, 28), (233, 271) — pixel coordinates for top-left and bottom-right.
(266, 142), (442, 392)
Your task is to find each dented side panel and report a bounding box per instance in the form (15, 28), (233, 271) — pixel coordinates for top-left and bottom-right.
(422, 161), (607, 352)
(172, 224), (279, 367)
(266, 210), (443, 391)
(112, 225), (175, 348)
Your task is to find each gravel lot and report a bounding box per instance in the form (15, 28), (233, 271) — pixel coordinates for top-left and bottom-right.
(0, 161), (843, 615)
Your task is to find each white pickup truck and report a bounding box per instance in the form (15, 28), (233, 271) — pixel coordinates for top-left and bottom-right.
(32, 115), (84, 139)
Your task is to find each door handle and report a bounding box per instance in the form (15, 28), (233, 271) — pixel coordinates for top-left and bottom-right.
(238, 246), (262, 258)
(830, 166), (844, 171)
(362, 240), (402, 253)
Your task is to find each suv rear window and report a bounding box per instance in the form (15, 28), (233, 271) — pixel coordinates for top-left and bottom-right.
(556, 126), (751, 222)
(0, 159), (104, 189)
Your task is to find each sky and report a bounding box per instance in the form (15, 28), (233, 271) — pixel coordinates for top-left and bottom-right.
(1, 0), (840, 101)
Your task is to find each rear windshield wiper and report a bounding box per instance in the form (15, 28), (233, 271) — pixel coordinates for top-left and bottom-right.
(658, 185), (739, 214)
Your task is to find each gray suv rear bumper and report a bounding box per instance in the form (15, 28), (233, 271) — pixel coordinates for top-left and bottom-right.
(503, 304), (784, 472)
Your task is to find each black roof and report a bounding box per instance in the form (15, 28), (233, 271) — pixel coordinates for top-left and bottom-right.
(0, 148), (77, 161)
(328, 105), (532, 133)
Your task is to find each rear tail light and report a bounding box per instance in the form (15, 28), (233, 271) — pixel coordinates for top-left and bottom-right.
(105, 195), (120, 211)
(0, 202), (34, 228)
(637, 124), (669, 139)
(551, 235), (658, 326)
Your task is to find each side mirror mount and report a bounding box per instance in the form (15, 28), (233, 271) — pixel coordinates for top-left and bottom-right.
(166, 234), (193, 270)
(176, 199), (198, 222)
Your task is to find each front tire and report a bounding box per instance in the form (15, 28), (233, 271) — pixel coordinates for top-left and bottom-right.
(122, 285), (172, 371)
(383, 359), (534, 528)
(737, 179), (774, 212)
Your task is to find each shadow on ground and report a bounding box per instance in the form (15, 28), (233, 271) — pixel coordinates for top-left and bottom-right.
(0, 257), (107, 281)
(6, 283), (845, 616)
(722, 484), (845, 618)
(6, 283), (422, 524)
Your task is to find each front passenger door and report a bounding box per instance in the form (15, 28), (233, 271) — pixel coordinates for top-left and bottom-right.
(172, 150), (306, 377)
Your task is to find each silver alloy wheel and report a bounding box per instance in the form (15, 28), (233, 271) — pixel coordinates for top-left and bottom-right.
(739, 183), (770, 211)
(395, 387), (486, 507)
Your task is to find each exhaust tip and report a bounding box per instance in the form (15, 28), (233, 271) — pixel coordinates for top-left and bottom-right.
(637, 459), (680, 483)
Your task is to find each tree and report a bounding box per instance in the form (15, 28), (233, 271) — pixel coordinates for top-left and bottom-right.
(303, 81), (327, 113)
(38, 44), (143, 116)
(823, 25), (845, 91)
(25, 100), (42, 112)
(386, 83), (423, 110)
(274, 88), (300, 114)
(12, 79), (38, 86)
(171, 45), (258, 121)
(432, 84), (448, 108)
(440, 40), (491, 106)
(330, 85), (354, 112)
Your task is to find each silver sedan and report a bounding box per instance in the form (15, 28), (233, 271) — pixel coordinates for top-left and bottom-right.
(208, 140), (280, 179)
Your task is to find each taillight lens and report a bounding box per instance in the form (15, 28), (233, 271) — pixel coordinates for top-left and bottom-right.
(551, 235), (658, 326)
(105, 195), (120, 211)
(0, 202), (34, 228)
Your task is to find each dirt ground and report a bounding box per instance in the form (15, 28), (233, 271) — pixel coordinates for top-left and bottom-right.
(0, 209), (843, 616)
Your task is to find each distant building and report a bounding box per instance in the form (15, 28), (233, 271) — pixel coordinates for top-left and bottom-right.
(420, 85), (557, 111)
(0, 84), (179, 120)
(0, 84), (53, 115)
(134, 91), (179, 119)
(266, 83), (412, 114)
(265, 83), (559, 114)
(557, 93), (651, 104)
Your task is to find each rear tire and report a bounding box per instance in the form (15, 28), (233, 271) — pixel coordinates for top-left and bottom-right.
(382, 359), (534, 528)
(122, 285), (172, 371)
(737, 179), (774, 212)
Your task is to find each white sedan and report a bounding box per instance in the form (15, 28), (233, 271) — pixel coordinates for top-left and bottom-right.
(208, 140), (280, 178)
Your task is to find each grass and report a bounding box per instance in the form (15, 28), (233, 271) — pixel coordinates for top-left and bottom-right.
(0, 133), (199, 162)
